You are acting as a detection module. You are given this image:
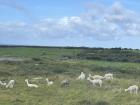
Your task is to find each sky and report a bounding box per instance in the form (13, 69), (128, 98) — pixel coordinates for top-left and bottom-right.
(0, 0), (140, 49)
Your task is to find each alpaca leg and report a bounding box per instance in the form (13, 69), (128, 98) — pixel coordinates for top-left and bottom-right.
(135, 90), (138, 94)
(93, 83), (96, 87)
(100, 83), (102, 87)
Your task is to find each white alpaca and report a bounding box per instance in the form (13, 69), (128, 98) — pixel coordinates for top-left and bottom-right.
(0, 81), (7, 87)
(77, 72), (85, 80)
(6, 80), (15, 88)
(32, 77), (42, 80)
(104, 73), (113, 80)
(35, 63), (39, 66)
(61, 79), (70, 87)
(125, 85), (138, 94)
(25, 79), (39, 88)
(87, 77), (102, 87)
(89, 74), (104, 80)
(46, 78), (53, 86)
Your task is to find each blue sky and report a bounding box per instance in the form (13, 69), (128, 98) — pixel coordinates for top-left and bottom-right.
(0, 0), (140, 49)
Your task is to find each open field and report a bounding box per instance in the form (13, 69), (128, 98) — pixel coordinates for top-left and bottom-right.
(0, 47), (140, 105)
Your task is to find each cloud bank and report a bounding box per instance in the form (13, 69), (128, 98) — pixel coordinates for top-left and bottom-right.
(0, 2), (140, 41)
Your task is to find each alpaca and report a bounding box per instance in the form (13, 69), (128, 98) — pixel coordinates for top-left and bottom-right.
(87, 77), (102, 87)
(77, 72), (85, 80)
(32, 77), (42, 80)
(6, 80), (15, 88)
(61, 79), (70, 87)
(125, 85), (138, 94)
(0, 80), (7, 87)
(46, 78), (54, 86)
(89, 74), (104, 80)
(104, 73), (113, 80)
(25, 79), (38, 88)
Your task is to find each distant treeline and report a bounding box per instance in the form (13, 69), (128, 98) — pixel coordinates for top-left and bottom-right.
(76, 48), (140, 63)
(0, 45), (139, 50)
(0, 45), (90, 49)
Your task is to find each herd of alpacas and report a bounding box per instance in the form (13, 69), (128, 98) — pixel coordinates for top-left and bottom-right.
(0, 72), (138, 94)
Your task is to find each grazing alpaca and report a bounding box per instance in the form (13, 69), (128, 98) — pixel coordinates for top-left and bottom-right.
(77, 72), (85, 80)
(25, 79), (38, 88)
(46, 78), (54, 86)
(87, 77), (102, 87)
(6, 80), (15, 88)
(89, 74), (104, 80)
(0, 80), (7, 87)
(125, 85), (138, 94)
(104, 73), (113, 80)
(61, 79), (70, 87)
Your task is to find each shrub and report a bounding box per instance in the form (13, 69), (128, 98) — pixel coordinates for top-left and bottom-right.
(32, 57), (41, 61)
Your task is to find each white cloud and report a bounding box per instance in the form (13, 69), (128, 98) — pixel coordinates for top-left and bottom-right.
(0, 2), (140, 41)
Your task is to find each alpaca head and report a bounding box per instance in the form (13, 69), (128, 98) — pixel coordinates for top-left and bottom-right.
(3, 83), (6, 86)
(25, 79), (28, 82)
(125, 89), (128, 92)
(89, 74), (91, 77)
(46, 78), (49, 82)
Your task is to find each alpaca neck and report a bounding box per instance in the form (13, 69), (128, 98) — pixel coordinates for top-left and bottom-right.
(88, 78), (92, 82)
(26, 80), (30, 86)
(46, 79), (49, 83)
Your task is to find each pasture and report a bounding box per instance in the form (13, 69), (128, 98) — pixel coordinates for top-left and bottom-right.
(0, 47), (140, 105)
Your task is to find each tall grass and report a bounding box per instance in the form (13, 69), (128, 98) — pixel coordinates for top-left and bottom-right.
(0, 47), (140, 105)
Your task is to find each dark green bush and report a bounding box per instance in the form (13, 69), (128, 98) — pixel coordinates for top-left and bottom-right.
(32, 57), (41, 61)
(76, 48), (140, 63)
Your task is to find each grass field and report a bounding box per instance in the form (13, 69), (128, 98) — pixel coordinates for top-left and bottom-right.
(0, 47), (140, 105)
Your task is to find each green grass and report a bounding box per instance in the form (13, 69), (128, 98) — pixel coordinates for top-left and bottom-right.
(0, 47), (81, 58)
(0, 47), (140, 105)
